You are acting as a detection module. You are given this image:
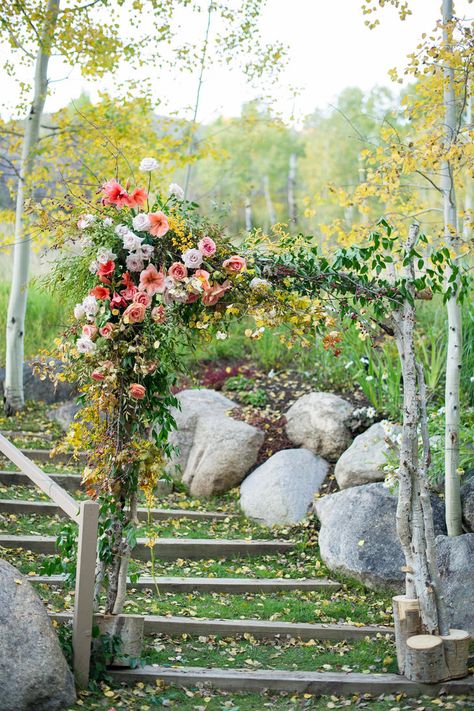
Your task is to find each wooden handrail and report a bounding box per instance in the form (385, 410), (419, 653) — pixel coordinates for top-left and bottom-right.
(0, 433), (80, 520)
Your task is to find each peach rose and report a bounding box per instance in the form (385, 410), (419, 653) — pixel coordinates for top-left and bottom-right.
(202, 280), (232, 306)
(148, 211), (169, 237)
(222, 255), (246, 273)
(151, 305), (166, 324)
(82, 324), (98, 339)
(129, 383), (146, 399)
(168, 262), (188, 281)
(133, 291), (151, 307)
(99, 323), (115, 339)
(123, 302), (147, 324)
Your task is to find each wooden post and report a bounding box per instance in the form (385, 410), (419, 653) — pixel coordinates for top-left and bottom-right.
(392, 595), (421, 675)
(405, 634), (445, 683)
(73, 500), (99, 688)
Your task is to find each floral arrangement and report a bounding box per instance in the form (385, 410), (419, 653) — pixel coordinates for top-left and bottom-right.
(41, 157), (325, 614)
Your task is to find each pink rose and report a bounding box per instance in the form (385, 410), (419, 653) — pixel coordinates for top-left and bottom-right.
(99, 323), (115, 339)
(168, 262), (188, 281)
(151, 305), (166, 324)
(129, 383), (146, 399)
(198, 236), (216, 257)
(133, 291), (151, 307)
(120, 285), (138, 301)
(123, 302), (147, 324)
(222, 255), (246, 273)
(147, 212), (169, 237)
(202, 280), (232, 306)
(82, 324), (98, 339)
(110, 292), (127, 309)
(186, 292), (200, 304)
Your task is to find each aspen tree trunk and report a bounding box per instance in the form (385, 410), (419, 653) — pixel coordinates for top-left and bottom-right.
(4, 0), (60, 414)
(441, 0), (462, 536)
(288, 153), (297, 226)
(263, 174), (276, 227)
(462, 97), (472, 240)
(244, 197), (252, 232)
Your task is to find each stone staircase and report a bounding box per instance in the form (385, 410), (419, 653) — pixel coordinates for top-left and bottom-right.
(1, 431), (473, 699)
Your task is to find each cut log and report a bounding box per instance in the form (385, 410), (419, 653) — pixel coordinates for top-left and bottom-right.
(94, 614), (144, 667)
(405, 634), (445, 683)
(440, 628), (471, 680)
(392, 595), (421, 675)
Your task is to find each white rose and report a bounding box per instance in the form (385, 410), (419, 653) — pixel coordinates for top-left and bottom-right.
(82, 295), (98, 317)
(126, 253), (145, 272)
(182, 248), (203, 269)
(96, 247), (116, 264)
(103, 217), (113, 227)
(76, 336), (96, 353)
(140, 244), (155, 259)
(115, 224), (129, 237)
(73, 303), (86, 319)
(89, 260), (99, 274)
(132, 213), (152, 232)
(122, 230), (143, 252)
(164, 276), (174, 290)
(169, 182), (184, 200)
(139, 157), (159, 172)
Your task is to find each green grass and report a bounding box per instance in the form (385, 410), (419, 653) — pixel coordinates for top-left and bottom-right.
(0, 282), (69, 366)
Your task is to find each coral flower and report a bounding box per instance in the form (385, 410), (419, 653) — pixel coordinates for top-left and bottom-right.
(147, 211), (169, 237)
(126, 187), (148, 208)
(91, 369), (105, 381)
(129, 383), (146, 399)
(202, 280), (232, 306)
(97, 260), (115, 283)
(90, 285), (110, 300)
(139, 264), (166, 295)
(101, 179), (130, 208)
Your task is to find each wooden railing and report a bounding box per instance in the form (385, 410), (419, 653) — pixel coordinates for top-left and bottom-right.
(0, 432), (99, 688)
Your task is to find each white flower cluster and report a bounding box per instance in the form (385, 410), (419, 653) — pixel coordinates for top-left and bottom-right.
(77, 214), (96, 230)
(74, 296), (99, 352)
(115, 222), (154, 272)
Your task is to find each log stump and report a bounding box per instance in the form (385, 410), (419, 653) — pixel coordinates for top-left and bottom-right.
(392, 595), (422, 675)
(440, 628), (471, 680)
(405, 634), (445, 683)
(94, 614), (144, 667)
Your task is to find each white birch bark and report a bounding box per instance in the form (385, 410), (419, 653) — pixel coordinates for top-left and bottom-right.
(263, 174), (276, 227)
(244, 197), (252, 232)
(441, 0), (462, 536)
(288, 152), (297, 226)
(4, 0), (60, 413)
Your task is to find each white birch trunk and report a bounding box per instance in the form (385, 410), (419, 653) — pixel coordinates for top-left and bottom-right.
(441, 0), (462, 536)
(4, 0), (60, 413)
(263, 174), (276, 227)
(288, 152), (297, 226)
(244, 197), (252, 232)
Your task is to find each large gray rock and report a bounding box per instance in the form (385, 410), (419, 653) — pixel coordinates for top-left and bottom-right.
(167, 389), (263, 497)
(285, 392), (353, 462)
(315, 483), (446, 590)
(47, 400), (81, 431)
(0, 360), (76, 405)
(240, 449), (329, 527)
(334, 421), (400, 489)
(0, 559), (76, 711)
(461, 478), (474, 532)
(436, 533), (474, 636)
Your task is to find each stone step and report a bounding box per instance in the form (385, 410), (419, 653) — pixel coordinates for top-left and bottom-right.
(108, 665), (474, 696)
(0, 471), (172, 496)
(0, 430), (55, 441)
(0, 499), (229, 522)
(0, 448), (87, 463)
(50, 611), (392, 641)
(33, 574), (340, 593)
(0, 535), (295, 560)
